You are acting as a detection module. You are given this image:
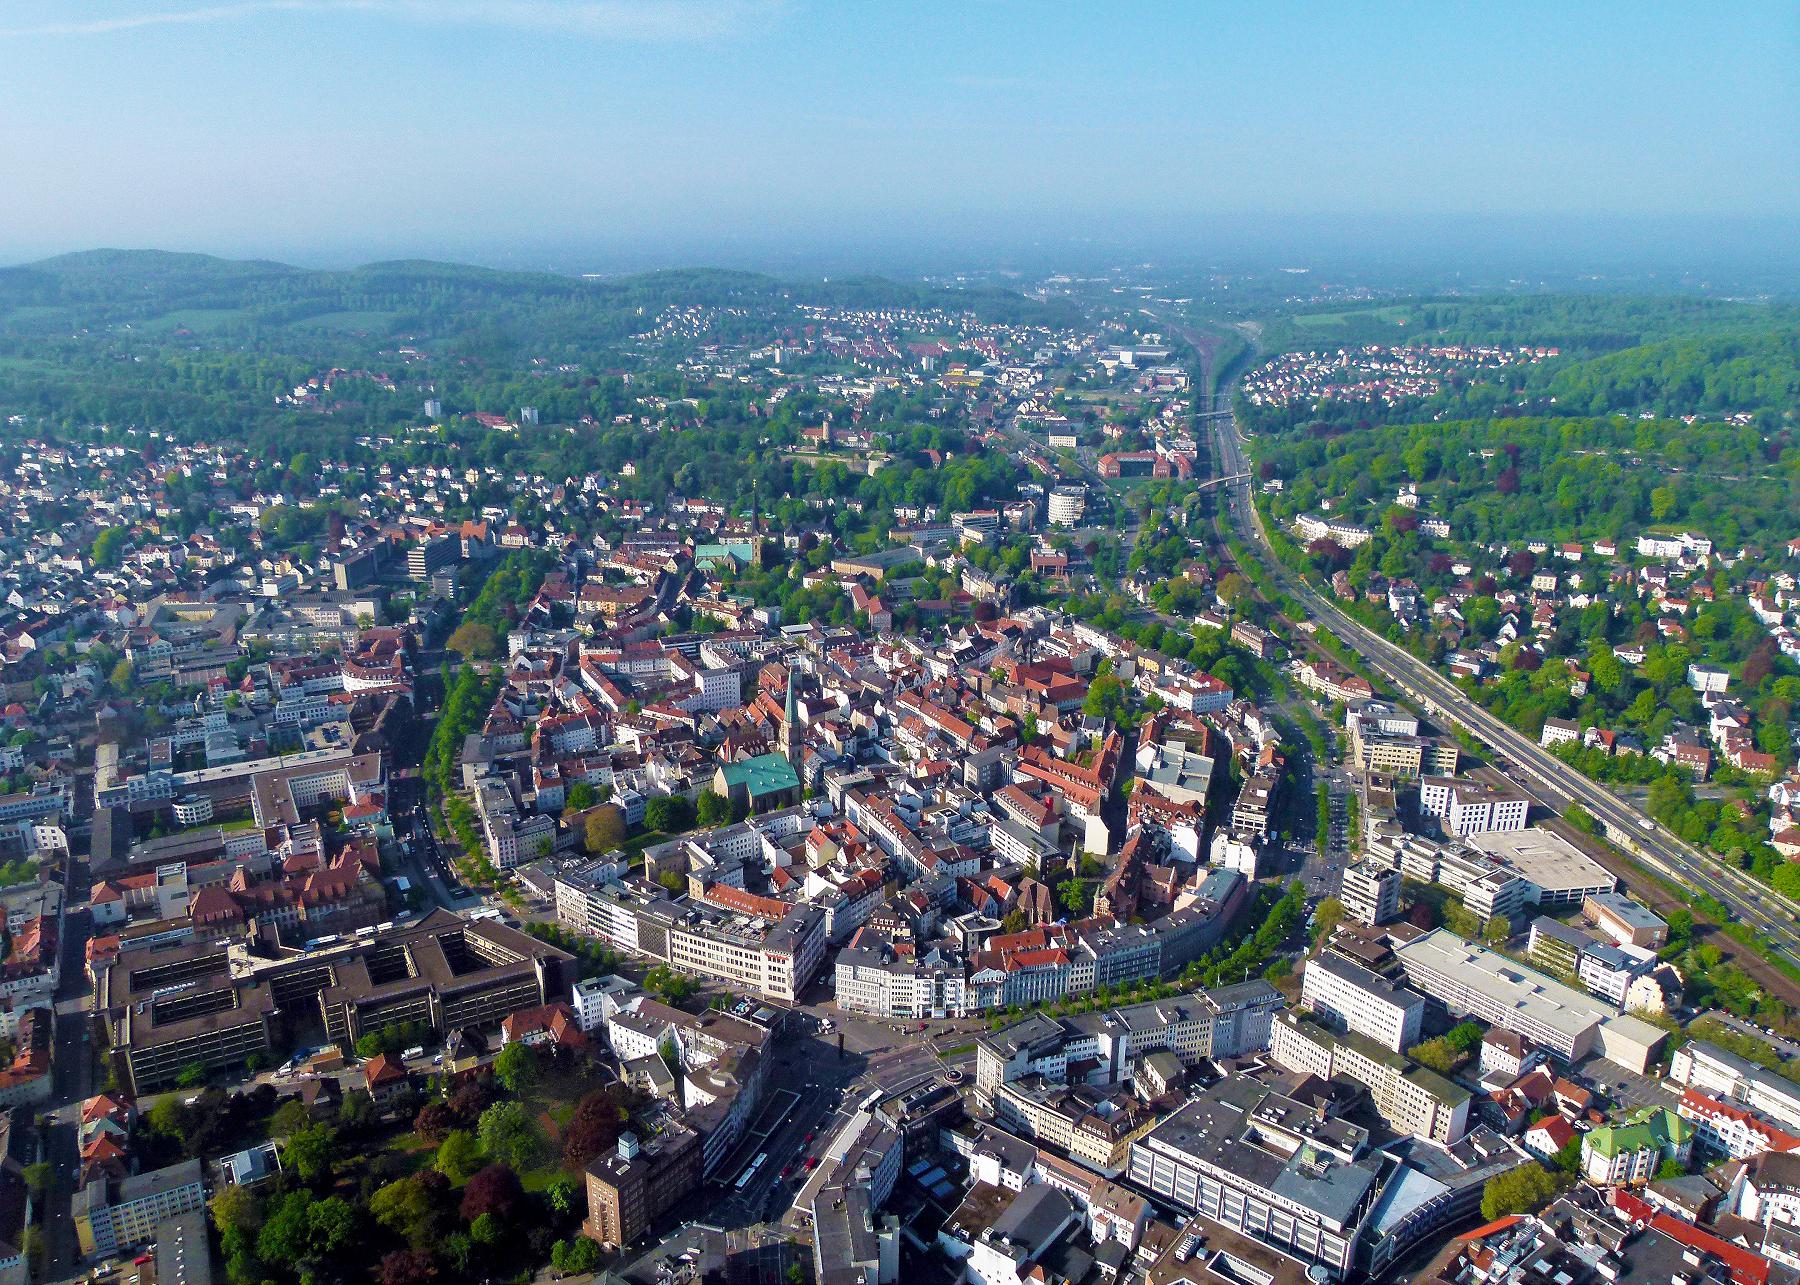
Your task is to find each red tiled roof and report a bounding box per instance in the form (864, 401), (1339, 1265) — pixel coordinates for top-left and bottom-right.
(364, 1052), (409, 1088)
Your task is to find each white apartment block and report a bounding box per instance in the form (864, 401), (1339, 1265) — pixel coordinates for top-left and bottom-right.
(74, 1160), (206, 1258)
(1636, 532), (1711, 560)
(1047, 487), (1086, 527)
(1580, 1136), (1661, 1187)
(1418, 777), (1529, 837)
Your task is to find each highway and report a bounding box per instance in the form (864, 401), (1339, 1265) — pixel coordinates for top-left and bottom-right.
(1200, 386), (1800, 970)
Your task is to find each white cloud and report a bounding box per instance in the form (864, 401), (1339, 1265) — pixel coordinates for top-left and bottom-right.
(0, 0), (781, 40)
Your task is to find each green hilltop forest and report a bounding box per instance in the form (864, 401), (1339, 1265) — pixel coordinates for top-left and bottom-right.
(0, 249), (1075, 450)
(1242, 292), (1800, 433)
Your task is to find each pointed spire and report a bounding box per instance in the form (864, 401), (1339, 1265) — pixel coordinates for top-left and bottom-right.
(783, 664), (802, 770)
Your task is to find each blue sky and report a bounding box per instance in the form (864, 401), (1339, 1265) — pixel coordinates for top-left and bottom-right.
(0, 1), (1794, 267)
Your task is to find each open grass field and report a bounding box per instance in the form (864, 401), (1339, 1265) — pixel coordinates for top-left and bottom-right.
(1288, 303), (1416, 331)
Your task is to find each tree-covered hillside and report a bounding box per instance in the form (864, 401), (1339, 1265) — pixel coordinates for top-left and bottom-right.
(1242, 291), (1800, 432)
(1258, 415), (1798, 548)
(1256, 291), (1800, 358)
(0, 250), (1071, 348)
(0, 249), (1075, 451)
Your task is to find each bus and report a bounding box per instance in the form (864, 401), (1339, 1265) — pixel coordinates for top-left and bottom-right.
(734, 1153), (768, 1193)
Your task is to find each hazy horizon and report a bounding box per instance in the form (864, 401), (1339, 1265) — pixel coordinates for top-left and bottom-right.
(11, 212), (1800, 295)
(2, 1), (1796, 280)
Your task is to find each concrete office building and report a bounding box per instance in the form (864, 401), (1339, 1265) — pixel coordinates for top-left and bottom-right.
(975, 983), (1282, 1108)
(1675, 1088), (1800, 1161)
(554, 869), (827, 1004)
(1670, 1040), (1800, 1135)
(1127, 1071), (1527, 1281)
(1583, 891), (1668, 949)
(1128, 1077), (1383, 1279)
(1339, 862), (1400, 927)
(812, 1183), (900, 1285)
(1526, 918), (1668, 1012)
(406, 534), (458, 581)
(1418, 778), (1529, 837)
(1364, 826), (1527, 925)
(582, 1123), (703, 1248)
(1365, 824), (1615, 922)
(1463, 828), (1617, 910)
(834, 939), (970, 1020)
(97, 910), (571, 1093)
(1300, 952), (1425, 1053)
(1351, 727), (1460, 779)
(967, 1185), (1080, 1285)
(991, 1078), (1159, 1175)
(1392, 929), (1665, 1071)
(1271, 1013), (1471, 1144)
(1232, 770), (1277, 839)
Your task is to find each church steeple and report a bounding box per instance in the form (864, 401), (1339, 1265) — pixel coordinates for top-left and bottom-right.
(783, 665), (802, 769)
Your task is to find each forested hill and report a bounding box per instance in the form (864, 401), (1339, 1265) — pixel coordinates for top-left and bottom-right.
(1257, 291), (1800, 358)
(0, 249), (1074, 349)
(1242, 291), (1800, 430)
(1538, 329), (1800, 417)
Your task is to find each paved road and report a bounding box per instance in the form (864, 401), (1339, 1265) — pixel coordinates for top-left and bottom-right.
(44, 849), (96, 1283)
(1202, 401), (1800, 969)
(402, 794), (470, 910)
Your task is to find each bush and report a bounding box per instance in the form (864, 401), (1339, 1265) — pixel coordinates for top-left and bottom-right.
(551, 1238), (602, 1274)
